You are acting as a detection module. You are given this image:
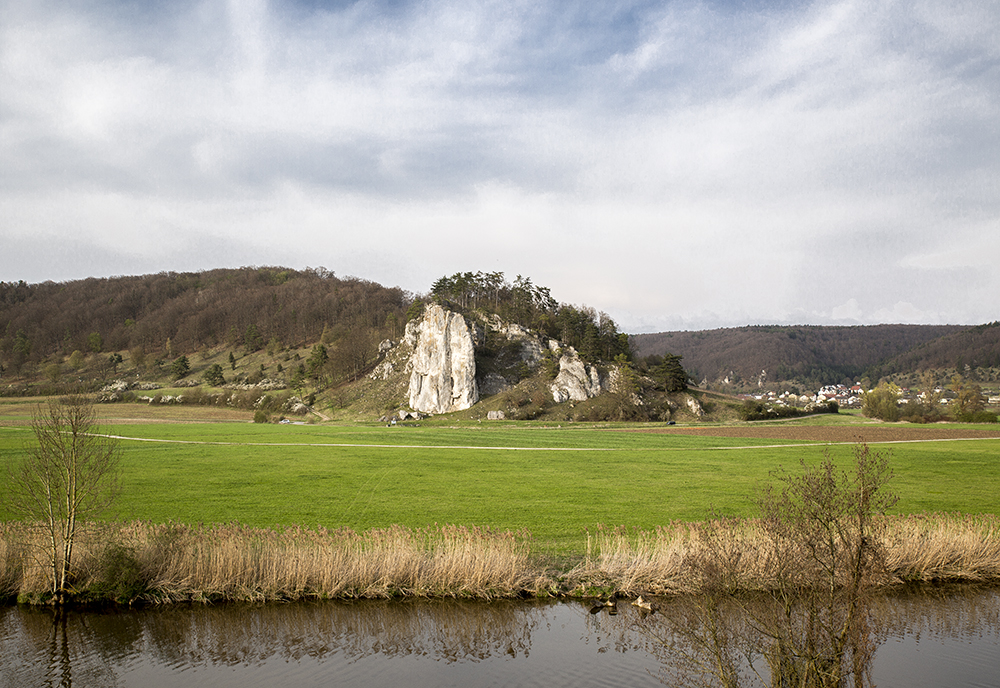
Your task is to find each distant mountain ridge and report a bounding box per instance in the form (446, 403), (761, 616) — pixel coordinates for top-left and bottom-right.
(630, 323), (997, 388)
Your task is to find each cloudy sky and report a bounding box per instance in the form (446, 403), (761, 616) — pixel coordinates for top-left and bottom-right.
(1, 0), (998, 332)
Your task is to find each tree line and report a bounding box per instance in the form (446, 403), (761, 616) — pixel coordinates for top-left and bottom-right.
(429, 271), (631, 363)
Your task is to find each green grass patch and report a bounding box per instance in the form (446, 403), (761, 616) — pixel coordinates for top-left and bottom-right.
(2, 421), (998, 553)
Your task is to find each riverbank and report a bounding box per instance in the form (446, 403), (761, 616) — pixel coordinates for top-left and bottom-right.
(2, 513), (998, 606)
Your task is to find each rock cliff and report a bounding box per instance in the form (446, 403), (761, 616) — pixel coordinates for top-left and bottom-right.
(550, 347), (606, 402)
(378, 303), (610, 415)
(407, 304), (480, 414)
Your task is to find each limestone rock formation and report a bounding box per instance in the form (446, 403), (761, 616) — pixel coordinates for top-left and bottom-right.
(686, 396), (705, 418)
(408, 304), (479, 414)
(550, 347), (605, 403)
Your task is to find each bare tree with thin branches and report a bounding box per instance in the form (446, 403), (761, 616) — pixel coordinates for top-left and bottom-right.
(8, 396), (121, 604)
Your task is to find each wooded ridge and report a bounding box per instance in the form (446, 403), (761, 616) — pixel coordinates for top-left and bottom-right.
(1, 267), (409, 379)
(3, 267), (998, 392)
(631, 323), (1000, 389)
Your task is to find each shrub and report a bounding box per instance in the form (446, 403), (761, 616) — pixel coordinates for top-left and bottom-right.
(253, 409), (269, 423)
(738, 401), (828, 421)
(953, 410), (998, 423)
(171, 355), (191, 380)
(900, 401), (944, 424)
(88, 543), (149, 604)
(862, 382), (901, 421)
(203, 363), (225, 386)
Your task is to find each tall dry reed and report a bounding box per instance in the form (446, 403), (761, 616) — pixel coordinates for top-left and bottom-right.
(566, 514), (1000, 595)
(2, 514), (998, 604)
(0, 522), (26, 598)
(0, 521), (549, 603)
(881, 513), (1000, 582)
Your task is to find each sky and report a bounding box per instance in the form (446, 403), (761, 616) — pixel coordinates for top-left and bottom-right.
(1, 0), (998, 333)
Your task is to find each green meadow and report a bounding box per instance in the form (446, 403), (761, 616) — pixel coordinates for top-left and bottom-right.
(3, 413), (999, 553)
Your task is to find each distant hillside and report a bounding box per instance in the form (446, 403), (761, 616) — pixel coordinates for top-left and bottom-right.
(871, 321), (1000, 378)
(0, 267), (410, 379)
(631, 324), (973, 389)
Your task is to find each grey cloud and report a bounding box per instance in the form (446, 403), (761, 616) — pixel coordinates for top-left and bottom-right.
(2, 0), (998, 331)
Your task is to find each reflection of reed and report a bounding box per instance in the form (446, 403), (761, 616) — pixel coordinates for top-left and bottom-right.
(870, 584), (1000, 641)
(137, 599), (542, 667)
(0, 590), (997, 686)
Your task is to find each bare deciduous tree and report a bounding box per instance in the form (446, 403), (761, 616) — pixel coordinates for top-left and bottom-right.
(8, 396), (121, 604)
(648, 442), (897, 688)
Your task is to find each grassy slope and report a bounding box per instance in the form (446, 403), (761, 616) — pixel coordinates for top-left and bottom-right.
(2, 408), (998, 553)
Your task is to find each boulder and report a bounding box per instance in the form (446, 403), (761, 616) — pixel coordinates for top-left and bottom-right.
(408, 304), (479, 414)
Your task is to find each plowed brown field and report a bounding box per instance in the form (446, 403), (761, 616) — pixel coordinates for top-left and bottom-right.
(625, 425), (1000, 443)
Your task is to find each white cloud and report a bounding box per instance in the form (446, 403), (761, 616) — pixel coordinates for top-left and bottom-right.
(2, 0), (998, 330)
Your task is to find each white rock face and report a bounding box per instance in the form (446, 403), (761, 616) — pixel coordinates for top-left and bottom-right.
(408, 304), (479, 414)
(686, 396), (705, 417)
(550, 348), (605, 403)
(519, 338), (546, 368)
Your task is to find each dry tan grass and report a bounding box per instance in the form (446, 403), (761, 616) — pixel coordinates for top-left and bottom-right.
(1, 522), (550, 603)
(2, 514), (998, 604)
(565, 514), (1000, 595)
(881, 513), (1000, 582)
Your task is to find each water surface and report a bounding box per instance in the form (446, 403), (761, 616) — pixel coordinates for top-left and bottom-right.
(2, 586), (998, 687)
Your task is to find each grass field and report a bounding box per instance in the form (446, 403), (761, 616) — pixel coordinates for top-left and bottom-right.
(2, 403), (998, 553)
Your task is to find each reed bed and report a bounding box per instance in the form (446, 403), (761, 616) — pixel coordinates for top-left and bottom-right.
(566, 520), (783, 595)
(1, 514), (998, 605)
(0, 521), (550, 604)
(564, 514), (1000, 595)
(881, 513), (1000, 582)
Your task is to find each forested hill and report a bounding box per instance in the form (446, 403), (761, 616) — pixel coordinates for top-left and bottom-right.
(871, 321), (1000, 379)
(1, 267), (633, 384)
(0, 267), (410, 368)
(631, 324), (976, 388)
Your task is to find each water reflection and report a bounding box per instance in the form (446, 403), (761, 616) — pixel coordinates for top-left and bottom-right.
(0, 587), (997, 688)
(639, 585), (1000, 688)
(641, 592), (878, 687)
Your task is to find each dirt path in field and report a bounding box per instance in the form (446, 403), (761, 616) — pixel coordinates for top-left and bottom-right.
(619, 424), (1000, 443)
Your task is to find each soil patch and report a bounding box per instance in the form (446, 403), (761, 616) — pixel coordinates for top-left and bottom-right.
(622, 424), (1000, 443)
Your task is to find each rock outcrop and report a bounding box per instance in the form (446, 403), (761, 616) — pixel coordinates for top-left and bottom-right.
(686, 396), (705, 418)
(407, 304), (479, 414)
(550, 347), (605, 403)
(479, 372), (511, 396)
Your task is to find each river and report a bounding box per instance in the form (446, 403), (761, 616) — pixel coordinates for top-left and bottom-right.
(2, 585), (998, 687)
